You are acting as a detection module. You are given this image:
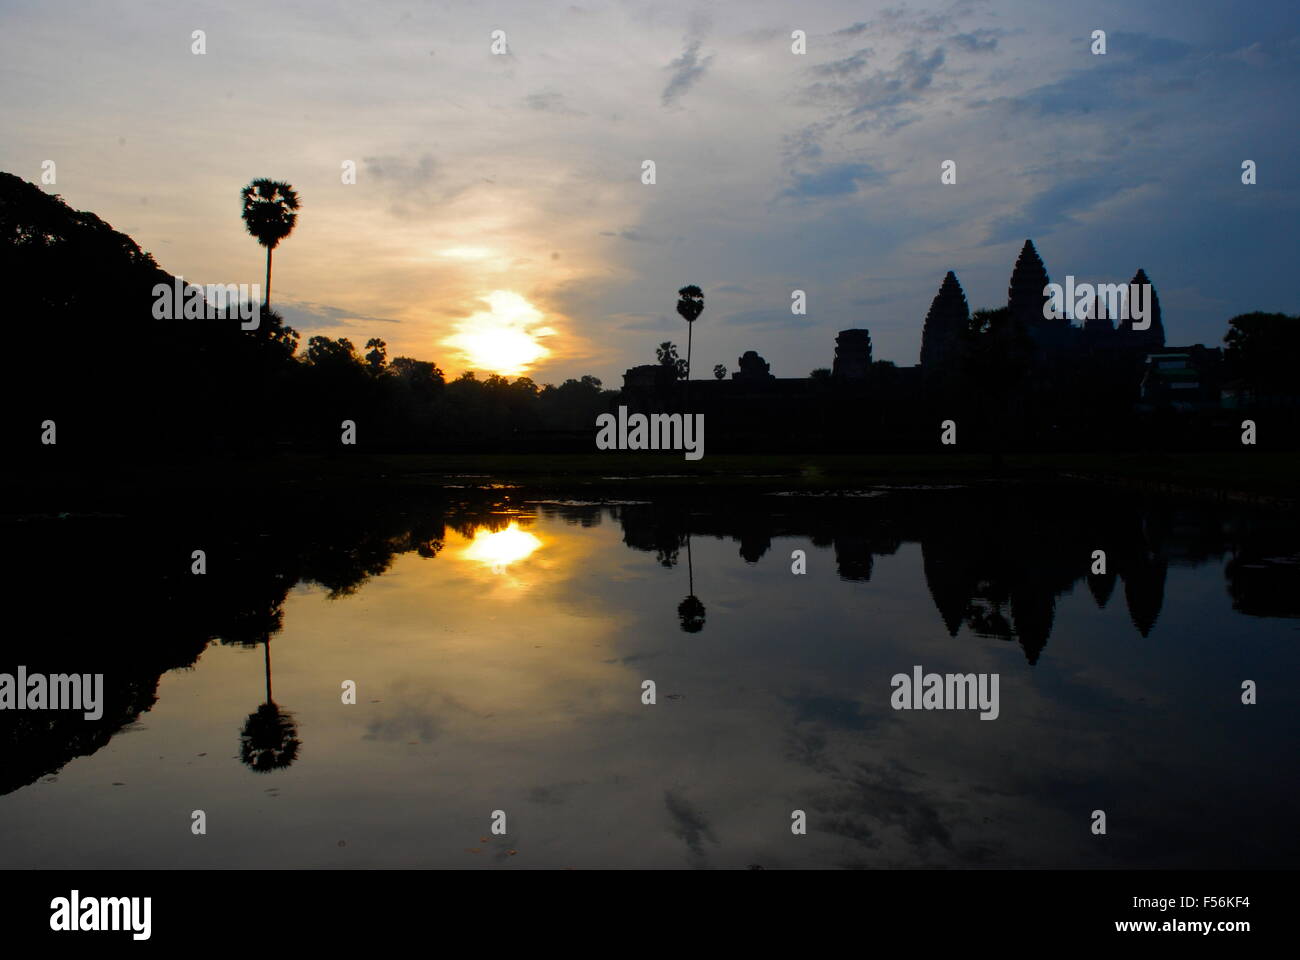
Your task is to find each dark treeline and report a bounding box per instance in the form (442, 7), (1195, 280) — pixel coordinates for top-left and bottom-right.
(2, 172), (616, 460)
(4, 172), (1297, 460)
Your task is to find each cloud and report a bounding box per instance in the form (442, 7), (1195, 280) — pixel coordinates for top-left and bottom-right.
(663, 789), (717, 859)
(952, 29), (1000, 53)
(362, 153), (438, 187)
(721, 307), (815, 332)
(812, 48), (873, 77)
(803, 45), (947, 132)
(781, 162), (885, 201)
(361, 153), (461, 218)
(613, 312), (674, 332)
(275, 299), (400, 333)
(971, 32), (1193, 118)
(983, 176), (1147, 246)
(523, 90), (585, 115)
(662, 38), (713, 106)
(599, 226), (658, 242)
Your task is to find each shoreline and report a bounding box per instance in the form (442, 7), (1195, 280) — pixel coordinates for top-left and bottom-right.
(4, 451), (1296, 514)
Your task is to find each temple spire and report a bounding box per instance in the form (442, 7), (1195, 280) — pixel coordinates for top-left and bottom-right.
(1119, 267), (1165, 348)
(1083, 288), (1113, 335)
(1007, 239), (1053, 328)
(919, 270), (970, 371)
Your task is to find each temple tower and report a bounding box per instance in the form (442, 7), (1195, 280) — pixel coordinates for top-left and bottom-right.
(1116, 268), (1165, 350)
(919, 271), (970, 372)
(1007, 239), (1055, 331)
(833, 329), (873, 379)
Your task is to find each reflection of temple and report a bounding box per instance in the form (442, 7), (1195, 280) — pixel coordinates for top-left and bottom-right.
(621, 240), (1226, 451)
(612, 488), (1291, 665)
(6, 489), (1297, 799)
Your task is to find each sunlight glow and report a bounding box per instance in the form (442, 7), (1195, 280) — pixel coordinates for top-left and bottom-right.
(461, 523), (543, 573)
(442, 290), (555, 376)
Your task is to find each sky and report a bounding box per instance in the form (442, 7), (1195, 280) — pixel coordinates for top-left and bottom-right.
(2, 0), (1297, 385)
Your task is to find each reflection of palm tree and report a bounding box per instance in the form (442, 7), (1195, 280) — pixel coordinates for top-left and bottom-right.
(240, 179), (300, 309)
(239, 640), (300, 772)
(678, 533), (706, 633)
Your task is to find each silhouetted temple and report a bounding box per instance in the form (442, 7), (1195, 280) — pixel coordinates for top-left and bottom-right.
(622, 239), (1226, 451)
(918, 270), (968, 375)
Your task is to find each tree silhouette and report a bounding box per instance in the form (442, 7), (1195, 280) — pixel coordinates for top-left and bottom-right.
(676, 285), (704, 394)
(239, 640), (301, 773)
(677, 534), (706, 633)
(240, 179), (300, 309)
(1224, 312), (1300, 404)
(657, 341), (688, 379)
(713, 364), (727, 380)
(365, 338), (388, 372)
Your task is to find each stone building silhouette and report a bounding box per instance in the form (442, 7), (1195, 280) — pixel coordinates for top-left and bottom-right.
(620, 238), (1222, 450)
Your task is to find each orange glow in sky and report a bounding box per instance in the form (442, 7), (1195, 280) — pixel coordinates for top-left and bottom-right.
(442, 291), (556, 376)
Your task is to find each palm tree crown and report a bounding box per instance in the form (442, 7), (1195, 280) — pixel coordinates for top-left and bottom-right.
(240, 179), (300, 308)
(240, 179), (299, 250)
(676, 285), (704, 323)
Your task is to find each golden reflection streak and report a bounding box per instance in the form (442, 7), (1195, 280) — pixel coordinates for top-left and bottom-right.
(460, 522), (543, 573)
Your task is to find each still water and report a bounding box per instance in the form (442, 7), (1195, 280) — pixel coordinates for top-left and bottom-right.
(2, 485), (1297, 868)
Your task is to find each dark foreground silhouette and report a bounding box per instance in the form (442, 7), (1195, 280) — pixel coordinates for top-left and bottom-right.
(3, 484), (1295, 799)
(4, 172), (1297, 462)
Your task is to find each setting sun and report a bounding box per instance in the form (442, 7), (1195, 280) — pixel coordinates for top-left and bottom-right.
(461, 522), (543, 573)
(443, 290), (555, 376)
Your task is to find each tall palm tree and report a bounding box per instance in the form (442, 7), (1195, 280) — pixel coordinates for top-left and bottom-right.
(676, 285), (704, 406)
(240, 179), (300, 309)
(677, 533), (706, 633)
(239, 639), (301, 773)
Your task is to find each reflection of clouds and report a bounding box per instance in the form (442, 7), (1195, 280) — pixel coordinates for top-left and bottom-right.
(825, 760), (954, 856)
(664, 789), (718, 861)
(363, 707), (440, 743)
(528, 781), (589, 807)
(22, 499), (1285, 869)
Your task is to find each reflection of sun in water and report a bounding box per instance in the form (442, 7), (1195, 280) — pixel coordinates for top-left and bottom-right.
(461, 523), (542, 574)
(443, 290), (555, 376)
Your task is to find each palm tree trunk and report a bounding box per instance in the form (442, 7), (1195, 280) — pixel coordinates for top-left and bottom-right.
(264, 641), (273, 704)
(685, 322), (693, 411)
(264, 247), (273, 309)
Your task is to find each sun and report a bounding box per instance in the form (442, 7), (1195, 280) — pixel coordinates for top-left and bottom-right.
(461, 523), (543, 573)
(443, 290), (555, 376)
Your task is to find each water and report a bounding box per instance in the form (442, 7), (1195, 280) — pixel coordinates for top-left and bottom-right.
(1, 484), (1297, 868)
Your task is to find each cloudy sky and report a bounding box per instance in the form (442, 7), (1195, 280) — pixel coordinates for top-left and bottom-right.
(3, 0), (1297, 384)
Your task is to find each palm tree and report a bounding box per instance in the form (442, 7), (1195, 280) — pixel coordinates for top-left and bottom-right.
(677, 533), (706, 633)
(676, 285), (704, 406)
(239, 639), (301, 773)
(240, 179), (300, 309)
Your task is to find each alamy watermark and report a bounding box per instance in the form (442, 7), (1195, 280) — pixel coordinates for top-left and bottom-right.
(890, 665), (1000, 719)
(50, 891), (150, 940)
(0, 667), (103, 720)
(1043, 276), (1151, 329)
(596, 406), (704, 460)
(152, 275), (261, 329)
